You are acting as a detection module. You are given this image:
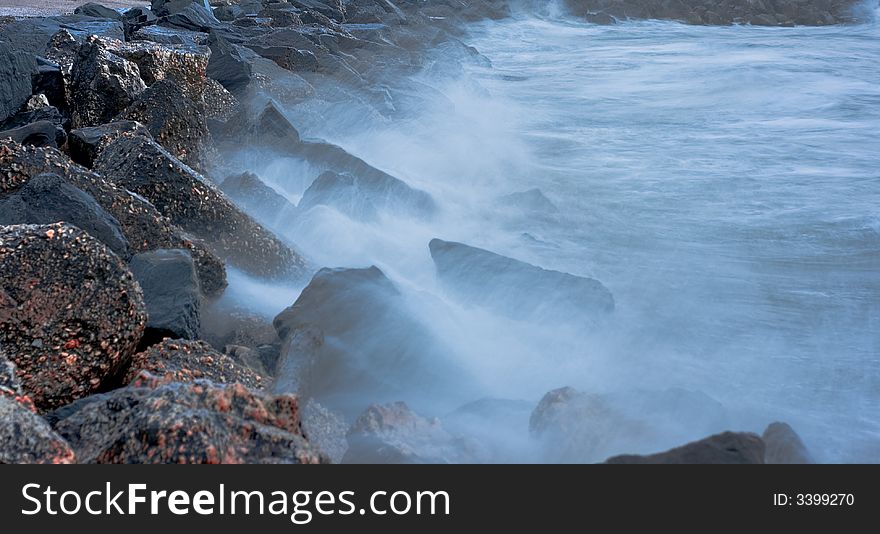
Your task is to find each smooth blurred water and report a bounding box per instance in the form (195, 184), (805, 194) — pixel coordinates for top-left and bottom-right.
(452, 16), (880, 462)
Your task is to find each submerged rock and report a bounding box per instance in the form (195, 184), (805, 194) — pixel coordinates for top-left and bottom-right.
(0, 223), (146, 411)
(605, 431), (766, 464)
(129, 249), (202, 342)
(0, 172), (131, 259)
(94, 133), (306, 279)
(50, 371), (322, 463)
(429, 239), (614, 325)
(763, 422), (815, 464)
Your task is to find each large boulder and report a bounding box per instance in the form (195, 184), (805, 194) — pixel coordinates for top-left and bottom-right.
(123, 338), (265, 389)
(220, 171), (295, 229)
(0, 140), (227, 297)
(206, 33), (255, 94)
(0, 223), (146, 411)
(762, 422), (814, 464)
(343, 402), (476, 464)
(429, 239), (614, 325)
(605, 431), (766, 464)
(67, 120), (151, 168)
(0, 172), (131, 259)
(298, 169), (436, 221)
(0, 16), (123, 58)
(129, 249), (202, 342)
(116, 78), (210, 170)
(68, 36), (147, 128)
(0, 354), (76, 464)
(50, 371), (322, 463)
(94, 133), (307, 279)
(109, 38), (211, 101)
(272, 266), (476, 417)
(0, 121), (66, 149)
(0, 41), (36, 123)
(74, 3), (124, 20)
(529, 386), (730, 463)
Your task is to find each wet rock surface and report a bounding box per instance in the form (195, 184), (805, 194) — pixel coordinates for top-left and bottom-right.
(0, 223), (146, 411)
(51, 371), (321, 463)
(129, 248), (202, 342)
(123, 338), (265, 388)
(605, 431), (766, 464)
(69, 36), (146, 127)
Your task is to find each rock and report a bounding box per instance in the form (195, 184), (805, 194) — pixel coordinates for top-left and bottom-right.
(301, 399), (347, 463)
(32, 58), (66, 112)
(206, 33), (255, 94)
(162, 2), (225, 33)
(110, 38), (211, 101)
(0, 16), (123, 58)
(220, 171), (294, 227)
(69, 36), (146, 128)
(74, 3), (124, 19)
(213, 5), (243, 22)
(530, 387), (730, 463)
(0, 223), (146, 411)
(201, 304), (281, 355)
(130, 25), (207, 47)
(94, 133), (307, 279)
(0, 172), (131, 259)
(0, 355), (76, 464)
(129, 249), (202, 342)
(122, 7), (159, 38)
(202, 77), (240, 120)
(243, 29), (322, 72)
(0, 41), (36, 123)
(0, 121), (65, 149)
(763, 422), (814, 464)
(299, 169), (436, 221)
(67, 120), (151, 168)
(429, 239), (614, 325)
(50, 371), (322, 463)
(497, 188), (558, 214)
(123, 338), (264, 389)
(116, 79), (210, 169)
(224, 344), (270, 376)
(343, 402), (476, 464)
(272, 266), (474, 417)
(218, 100), (301, 150)
(0, 140), (227, 298)
(605, 431), (766, 464)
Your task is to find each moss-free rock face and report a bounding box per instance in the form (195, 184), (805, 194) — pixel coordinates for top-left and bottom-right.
(0, 223), (146, 411)
(605, 431), (766, 464)
(51, 372), (323, 464)
(69, 36), (146, 128)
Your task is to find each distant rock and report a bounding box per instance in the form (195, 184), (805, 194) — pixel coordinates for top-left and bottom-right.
(0, 223), (146, 411)
(50, 371), (322, 463)
(299, 170), (436, 221)
(343, 402), (478, 464)
(429, 239), (614, 325)
(129, 249), (202, 342)
(74, 3), (123, 20)
(763, 422), (814, 464)
(94, 133), (307, 279)
(123, 338), (265, 389)
(605, 431), (766, 464)
(0, 172), (131, 259)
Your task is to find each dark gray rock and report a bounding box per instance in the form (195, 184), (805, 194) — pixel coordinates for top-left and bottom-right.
(221, 171), (294, 225)
(162, 2), (225, 33)
(206, 33), (255, 93)
(299, 169), (436, 221)
(74, 3), (124, 20)
(605, 431), (766, 464)
(0, 104), (65, 132)
(0, 121), (64, 149)
(0, 42), (36, 123)
(0, 172), (131, 258)
(94, 133), (307, 279)
(0, 16), (124, 58)
(67, 120), (152, 168)
(0, 223), (146, 411)
(32, 58), (66, 112)
(763, 422), (815, 464)
(69, 36), (146, 128)
(122, 7), (159, 38)
(429, 239), (614, 325)
(130, 249), (202, 342)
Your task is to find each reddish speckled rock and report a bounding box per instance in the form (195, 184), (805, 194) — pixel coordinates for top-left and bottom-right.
(51, 371), (323, 464)
(0, 223), (146, 411)
(124, 339), (265, 389)
(1, 354), (76, 464)
(0, 140), (227, 297)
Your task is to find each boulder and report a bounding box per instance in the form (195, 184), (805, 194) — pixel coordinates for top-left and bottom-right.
(301, 399), (347, 463)
(605, 431), (766, 464)
(74, 3), (124, 19)
(0, 355), (76, 464)
(116, 79), (210, 169)
(343, 402), (476, 464)
(68, 36), (146, 128)
(130, 25), (207, 47)
(121, 7), (159, 38)
(109, 38), (211, 101)
(220, 171), (294, 227)
(762, 422), (814, 464)
(0, 223), (146, 411)
(429, 239), (614, 325)
(529, 387), (730, 463)
(129, 249), (202, 342)
(67, 120), (151, 168)
(0, 15), (123, 58)
(94, 133), (307, 279)
(298, 169), (436, 221)
(202, 77), (240, 120)
(0, 172), (131, 259)
(0, 41), (36, 123)
(0, 140), (227, 297)
(0, 121), (65, 149)
(31, 58), (66, 112)
(123, 338), (265, 389)
(162, 2), (226, 33)
(201, 304), (281, 355)
(272, 266), (474, 417)
(0, 103), (65, 133)
(206, 33), (255, 94)
(50, 371), (322, 463)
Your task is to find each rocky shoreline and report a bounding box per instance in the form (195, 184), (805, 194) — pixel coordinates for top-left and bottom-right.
(0, 0), (861, 463)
